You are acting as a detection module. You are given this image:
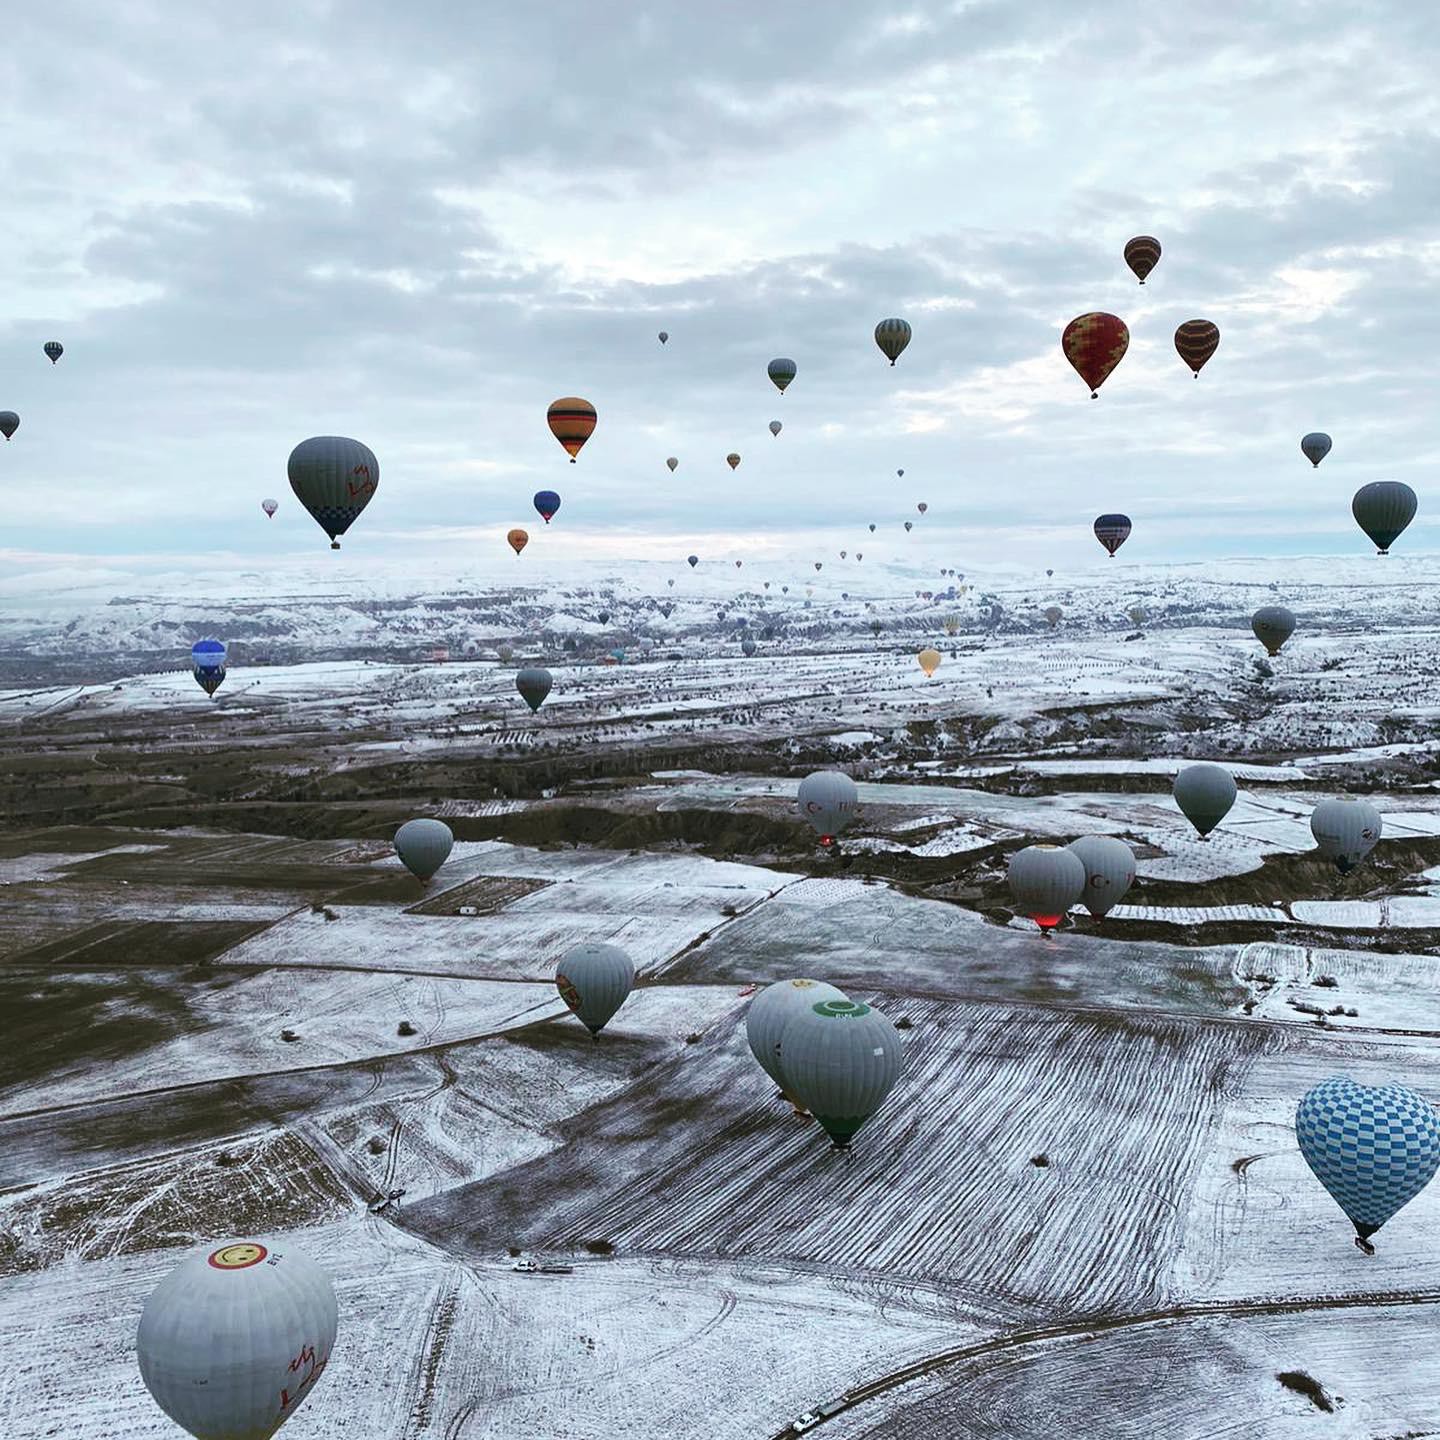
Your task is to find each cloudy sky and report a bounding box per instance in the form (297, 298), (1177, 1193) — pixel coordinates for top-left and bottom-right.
(1, 1), (1436, 587)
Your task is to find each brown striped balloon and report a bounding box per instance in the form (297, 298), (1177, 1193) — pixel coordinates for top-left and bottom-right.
(546, 397), (597, 461)
(1123, 235), (1161, 284)
(1174, 320), (1219, 376)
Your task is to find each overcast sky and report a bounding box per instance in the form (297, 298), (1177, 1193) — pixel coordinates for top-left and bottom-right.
(1, 1), (1437, 587)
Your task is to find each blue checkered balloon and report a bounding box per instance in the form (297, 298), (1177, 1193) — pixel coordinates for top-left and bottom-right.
(1296, 1076), (1440, 1241)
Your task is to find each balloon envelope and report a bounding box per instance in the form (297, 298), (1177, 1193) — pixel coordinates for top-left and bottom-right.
(747, 978), (847, 1091)
(726, 453), (741, 470)
(769, 420), (782, 436)
(658, 331), (668, 344)
(797, 770), (858, 845)
(1173, 763), (1237, 837)
(507, 528), (529, 555)
(1062, 313), (1129, 397)
(1066, 836), (1137, 918)
(394, 817), (454, 883)
(1352, 481), (1417, 554)
(556, 942), (635, 1034)
(1094, 514), (1132, 557)
(137, 1239), (338, 1440)
(1123, 235), (1161, 283)
(1297, 1076), (1440, 1242)
(43, 341), (63, 363)
(1008, 844), (1086, 930)
(918, 647), (941, 678)
(0, 411), (18, 439)
(1301, 432), (1332, 467)
(1251, 605), (1296, 656)
(287, 436), (378, 548)
(666, 456), (678, 472)
(1174, 319), (1220, 375)
(777, 999), (902, 1148)
(687, 555), (698, 568)
(767, 358), (796, 393)
(547, 397), (596, 461)
(1310, 798), (1382, 873)
(516, 667), (552, 712)
(874, 317), (912, 365)
(261, 498), (278, 517)
(533, 490), (561, 523)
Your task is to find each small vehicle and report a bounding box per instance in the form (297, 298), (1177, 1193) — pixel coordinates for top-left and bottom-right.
(511, 1256), (573, 1274)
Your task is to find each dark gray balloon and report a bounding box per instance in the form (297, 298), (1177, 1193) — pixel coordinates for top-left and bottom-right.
(1352, 481), (1417, 554)
(0, 411), (18, 440)
(1173, 763), (1237, 837)
(1300, 432), (1331, 467)
(777, 999), (902, 1148)
(287, 436), (378, 549)
(394, 818), (454, 883)
(1251, 605), (1296, 656)
(516, 667), (552, 712)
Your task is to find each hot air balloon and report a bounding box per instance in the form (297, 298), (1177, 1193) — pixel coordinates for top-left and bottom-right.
(797, 771), (858, 846)
(735, 560), (743, 569)
(943, 615), (960, 637)
(874, 318), (912, 366)
(1094, 514), (1132, 557)
(43, 341), (63, 364)
(555, 942), (634, 1035)
(1122, 235), (1161, 284)
(533, 490), (561, 524)
(287, 436), (378, 549)
(0, 411), (19, 440)
(497, 643), (514, 663)
(741, 637), (757, 657)
(814, 562), (823, 572)
(516, 667), (552, 712)
(688, 555), (699, 568)
(547, 397), (596, 462)
(1174, 320), (1220, 376)
(394, 818), (454, 884)
(507, 528), (529, 556)
(1251, 605), (1295, 656)
(1062, 312), (1129, 397)
(1044, 606), (1062, 628)
(747, 979), (848, 1106)
(917, 502), (928, 515)
(1173, 763), (1237, 838)
(1301, 433), (1332, 467)
(726, 453), (741, 470)
(666, 456), (678, 472)
(1127, 605), (1148, 628)
(768, 358), (796, 394)
(1066, 836), (1137, 918)
(1297, 1076), (1440, 1253)
(137, 1239), (337, 1440)
(897, 469), (905, 478)
(855, 552), (863, 561)
(869, 523), (877, 533)
(1310, 798), (1382, 874)
(840, 550), (847, 559)
(1353, 481), (1417, 554)
(917, 647), (941, 678)
(777, 999), (902, 1148)
(904, 521), (913, 533)
(262, 498), (278, 518)
(658, 331), (669, 345)
(1008, 844), (1086, 931)
(190, 638), (227, 698)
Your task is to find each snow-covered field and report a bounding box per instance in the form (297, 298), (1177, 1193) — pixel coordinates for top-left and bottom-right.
(5, 557), (1440, 1438)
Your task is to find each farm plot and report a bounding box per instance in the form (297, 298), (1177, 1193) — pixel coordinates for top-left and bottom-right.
(3, 968), (562, 1116)
(825, 1301), (1440, 1440)
(1234, 941), (1440, 1032)
(411, 999), (1273, 1321)
(670, 877), (1247, 1015)
(1179, 1027), (1440, 1304)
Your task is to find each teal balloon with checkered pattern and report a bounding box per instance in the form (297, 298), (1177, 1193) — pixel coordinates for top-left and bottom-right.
(1296, 1076), (1440, 1242)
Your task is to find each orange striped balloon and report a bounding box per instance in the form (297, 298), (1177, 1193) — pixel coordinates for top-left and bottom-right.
(547, 397), (596, 461)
